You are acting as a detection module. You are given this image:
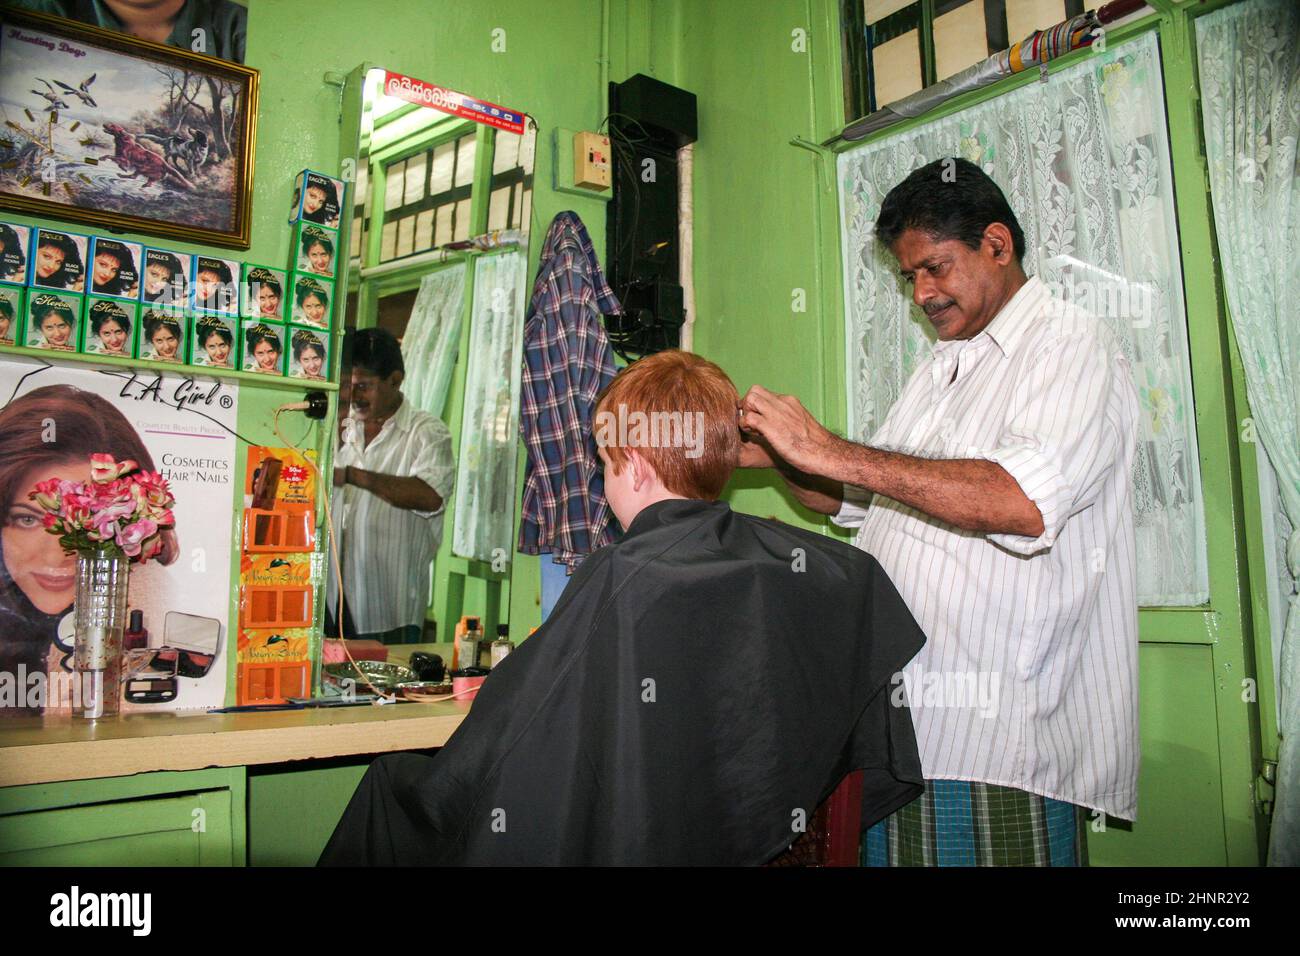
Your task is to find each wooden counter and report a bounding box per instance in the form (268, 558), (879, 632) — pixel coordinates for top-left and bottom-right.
(0, 701), (469, 788)
(0, 644), (468, 788)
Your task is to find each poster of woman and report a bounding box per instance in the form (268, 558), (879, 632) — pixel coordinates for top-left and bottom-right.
(0, 354), (238, 714)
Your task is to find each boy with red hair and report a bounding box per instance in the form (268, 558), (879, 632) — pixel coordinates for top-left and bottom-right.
(321, 351), (926, 866)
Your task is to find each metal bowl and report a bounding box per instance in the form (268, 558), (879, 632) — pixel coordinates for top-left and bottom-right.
(397, 680), (454, 701)
(323, 661), (416, 693)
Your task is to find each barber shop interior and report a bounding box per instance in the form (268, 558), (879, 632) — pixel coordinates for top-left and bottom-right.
(0, 0), (1293, 904)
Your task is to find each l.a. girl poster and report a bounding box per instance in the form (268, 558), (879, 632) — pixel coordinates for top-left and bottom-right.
(0, 353), (238, 715)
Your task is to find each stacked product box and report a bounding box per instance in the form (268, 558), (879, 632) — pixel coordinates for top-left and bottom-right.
(27, 227), (88, 351)
(234, 264), (286, 376)
(138, 246), (192, 366)
(83, 236), (145, 358)
(191, 253), (242, 371)
(286, 170), (344, 381)
(0, 220), (26, 347)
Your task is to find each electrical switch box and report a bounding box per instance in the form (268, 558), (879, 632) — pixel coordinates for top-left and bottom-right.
(574, 131), (611, 190)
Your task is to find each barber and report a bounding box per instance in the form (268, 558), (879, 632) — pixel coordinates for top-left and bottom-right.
(738, 158), (1140, 866)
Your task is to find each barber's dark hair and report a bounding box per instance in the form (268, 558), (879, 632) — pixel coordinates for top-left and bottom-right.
(876, 157), (1025, 263)
(343, 326), (403, 379)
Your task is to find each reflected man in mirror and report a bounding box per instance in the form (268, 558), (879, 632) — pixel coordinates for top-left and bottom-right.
(329, 328), (455, 644)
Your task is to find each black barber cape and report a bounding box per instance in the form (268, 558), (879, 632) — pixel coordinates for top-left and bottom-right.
(319, 499), (926, 866)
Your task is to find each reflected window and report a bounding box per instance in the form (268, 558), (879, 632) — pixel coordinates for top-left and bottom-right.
(378, 132), (476, 264)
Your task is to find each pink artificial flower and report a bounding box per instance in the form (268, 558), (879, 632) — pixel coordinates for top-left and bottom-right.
(138, 535), (164, 563)
(90, 454), (135, 483)
(117, 518), (158, 558)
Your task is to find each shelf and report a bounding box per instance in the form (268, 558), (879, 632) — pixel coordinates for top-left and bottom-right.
(0, 344), (340, 393)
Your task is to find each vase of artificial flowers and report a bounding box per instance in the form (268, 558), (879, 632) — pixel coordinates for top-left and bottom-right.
(32, 454), (176, 718)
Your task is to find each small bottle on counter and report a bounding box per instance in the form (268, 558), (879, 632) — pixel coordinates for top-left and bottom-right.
(490, 625), (513, 668)
(456, 617), (481, 672)
(123, 609), (148, 651)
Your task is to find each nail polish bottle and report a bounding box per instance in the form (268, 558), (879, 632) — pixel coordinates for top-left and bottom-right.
(123, 609), (148, 651)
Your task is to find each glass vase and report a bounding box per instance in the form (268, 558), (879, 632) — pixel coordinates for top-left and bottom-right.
(73, 547), (130, 719)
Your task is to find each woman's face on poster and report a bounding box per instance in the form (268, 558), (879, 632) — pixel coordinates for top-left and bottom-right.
(302, 294), (326, 325)
(98, 319), (128, 354)
(3, 458), (92, 615)
(36, 245), (65, 279)
(304, 186), (326, 214)
(145, 263), (173, 296)
(0, 314), (9, 339)
(204, 332), (231, 366)
(299, 346), (324, 378)
(152, 326), (179, 359)
(256, 285), (281, 316)
(254, 340), (279, 370)
(40, 314), (73, 348)
(93, 253), (120, 287)
(306, 243), (331, 274)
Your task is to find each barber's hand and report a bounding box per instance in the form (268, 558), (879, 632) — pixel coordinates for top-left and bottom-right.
(333, 466), (348, 488)
(737, 429), (779, 469)
(738, 385), (837, 474)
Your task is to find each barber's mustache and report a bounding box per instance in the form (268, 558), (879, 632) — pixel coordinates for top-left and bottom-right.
(923, 299), (956, 317)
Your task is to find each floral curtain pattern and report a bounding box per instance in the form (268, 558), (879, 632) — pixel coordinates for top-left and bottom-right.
(400, 262), (467, 419)
(453, 251), (528, 563)
(837, 32), (1209, 606)
(1196, 0), (1300, 867)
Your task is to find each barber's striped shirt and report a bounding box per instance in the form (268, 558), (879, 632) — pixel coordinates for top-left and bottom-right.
(331, 397), (455, 633)
(834, 277), (1140, 821)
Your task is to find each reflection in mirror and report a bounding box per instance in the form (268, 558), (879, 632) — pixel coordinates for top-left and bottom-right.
(326, 67), (535, 655)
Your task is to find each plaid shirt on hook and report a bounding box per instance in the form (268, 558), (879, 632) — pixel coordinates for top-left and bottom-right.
(517, 212), (623, 568)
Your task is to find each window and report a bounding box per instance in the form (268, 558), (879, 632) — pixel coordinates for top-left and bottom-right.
(486, 129), (534, 234)
(378, 132), (476, 264)
(843, 0), (1084, 121)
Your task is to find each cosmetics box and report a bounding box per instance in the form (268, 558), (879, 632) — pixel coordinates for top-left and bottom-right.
(241, 263), (288, 321)
(288, 272), (334, 330)
(291, 221), (339, 280)
(0, 285), (24, 345)
(192, 314), (238, 369)
(289, 169), (345, 230)
(141, 247), (193, 310)
(87, 236), (143, 300)
(192, 253), (241, 315)
(287, 325), (330, 381)
(242, 320), (287, 376)
(29, 227), (90, 293)
(82, 296), (141, 358)
(26, 290), (82, 352)
(0, 220), (31, 287)
(138, 309), (188, 364)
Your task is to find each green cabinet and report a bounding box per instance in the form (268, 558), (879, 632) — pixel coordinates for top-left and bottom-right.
(0, 769), (246, 867)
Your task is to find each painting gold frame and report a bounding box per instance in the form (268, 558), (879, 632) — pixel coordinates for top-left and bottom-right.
(0, 8), (258, 249)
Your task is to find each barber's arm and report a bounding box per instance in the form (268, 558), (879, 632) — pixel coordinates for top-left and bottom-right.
(739, 433), (845, 515)
(738, 386), (1043, 537)
(334, 466), (442, 512)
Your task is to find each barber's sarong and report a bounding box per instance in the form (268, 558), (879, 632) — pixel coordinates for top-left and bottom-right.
(864, 779), (1089, 867)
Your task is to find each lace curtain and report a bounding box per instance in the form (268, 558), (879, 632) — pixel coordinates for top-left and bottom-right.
(453, 251), (528, 563)
(1196, 0), (1300, 867)
(837, 32), (1209, 606)
(400, 262), (466, 419)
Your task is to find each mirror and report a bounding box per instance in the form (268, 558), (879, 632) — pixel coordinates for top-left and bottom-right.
(325, 67), (536, 656)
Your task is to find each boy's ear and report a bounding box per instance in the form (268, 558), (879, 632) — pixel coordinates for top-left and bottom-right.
(627, 448), (656, 491)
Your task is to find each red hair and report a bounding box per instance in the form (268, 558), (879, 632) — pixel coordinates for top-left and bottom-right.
(595, 350), (739, 499)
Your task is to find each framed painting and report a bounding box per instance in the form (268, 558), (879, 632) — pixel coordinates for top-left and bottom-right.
(0, 9), (258, 248)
